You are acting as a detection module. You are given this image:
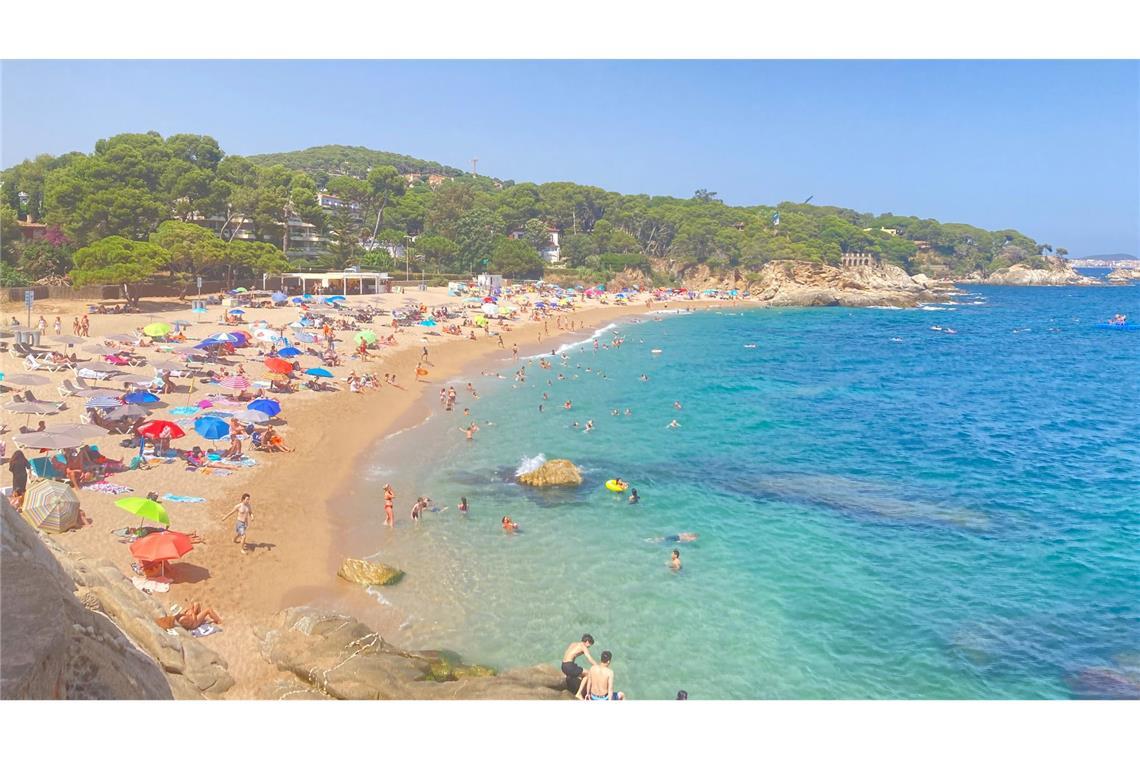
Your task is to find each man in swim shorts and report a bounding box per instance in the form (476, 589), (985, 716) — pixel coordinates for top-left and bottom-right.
(576, 650), (621, 700)
(561, 634), (596, 692)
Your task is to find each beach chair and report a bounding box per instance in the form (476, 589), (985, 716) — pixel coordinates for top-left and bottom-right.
(27, 456), (65, 481)
(76, 366), (111, 382)
(58, 378), (81, 399)
(72, 374), (95, 391)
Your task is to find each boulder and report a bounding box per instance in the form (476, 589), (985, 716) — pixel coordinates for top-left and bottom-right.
(981, 260), (1098, 286)
(517, 459), (582, 487)
(255, 607), (570, 700)
(1, 501), (173, 699)
(745, 260), (943, 308)
(337, 558), (405, 586)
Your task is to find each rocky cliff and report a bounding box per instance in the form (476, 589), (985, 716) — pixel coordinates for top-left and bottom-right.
(255, 607), (570, 700)
(1106, 267), (1140, 284)
(1, 505), (234, 699)
(746, 261), (947, 308)
(973, 259), (1098, 286)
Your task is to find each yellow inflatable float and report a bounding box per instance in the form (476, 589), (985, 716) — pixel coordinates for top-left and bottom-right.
(605, 479), (628, 493)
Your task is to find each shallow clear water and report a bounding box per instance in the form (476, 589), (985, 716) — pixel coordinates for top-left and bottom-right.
(354, 285), (1140, 699)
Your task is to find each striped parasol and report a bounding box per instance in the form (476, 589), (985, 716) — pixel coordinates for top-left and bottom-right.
(217, 375), (251, 393)
(86, 396), (123, 409)
(21, 480), (80, 533)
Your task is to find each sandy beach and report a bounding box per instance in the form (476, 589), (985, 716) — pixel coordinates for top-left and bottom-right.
(2, 287), (696, 696)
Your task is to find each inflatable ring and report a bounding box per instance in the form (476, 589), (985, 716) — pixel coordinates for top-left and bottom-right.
(605, 479), (628, 493)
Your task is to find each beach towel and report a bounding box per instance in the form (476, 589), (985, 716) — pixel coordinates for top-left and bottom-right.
(190, 622), (221, 638)
(131, 576), (170, 594)
(83, 481), (134, 495)
(162, 493), (206, 503)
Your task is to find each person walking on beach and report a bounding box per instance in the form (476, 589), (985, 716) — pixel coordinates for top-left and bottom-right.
(53, 316), (62, 336)
(72, 316), (81, 336)
(80, 314), (90, 337)
(512, 343), (519, 361)
(561, 634), (596, 692)
(383, 483), (395, 527)
(221, 493), (253, 554)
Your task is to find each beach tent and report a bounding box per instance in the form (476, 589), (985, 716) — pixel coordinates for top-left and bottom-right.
(22, 480), (80, 533)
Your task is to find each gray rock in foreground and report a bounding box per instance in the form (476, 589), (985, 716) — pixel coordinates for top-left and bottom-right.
(255, 607), (569, 700)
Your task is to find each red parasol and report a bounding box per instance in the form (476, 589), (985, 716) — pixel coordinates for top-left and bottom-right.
(136, 420), (186, 439)
(264, 357), (294, 375)
(129, 530), (194, 562)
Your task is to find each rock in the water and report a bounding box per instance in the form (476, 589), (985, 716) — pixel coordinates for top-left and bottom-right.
(517, 459), (582, 487)
(1106, 267), (1140, 283)
(255, 607), (570, 700)
(337, 558), (405, 586)
(980, 260), (1098, 286)
(745, 261), (944, 308)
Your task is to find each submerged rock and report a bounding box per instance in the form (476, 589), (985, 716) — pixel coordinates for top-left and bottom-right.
(337, 558), (405, 586)
(517, 459), (583, 488)
(255, 607), (568, 700)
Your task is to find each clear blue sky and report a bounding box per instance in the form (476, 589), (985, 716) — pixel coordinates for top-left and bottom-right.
(3, 60), (1137, 256)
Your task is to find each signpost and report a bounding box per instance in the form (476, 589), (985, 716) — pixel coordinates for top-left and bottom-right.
(196, 276), (203, 296)
(24, 289), (34, 329)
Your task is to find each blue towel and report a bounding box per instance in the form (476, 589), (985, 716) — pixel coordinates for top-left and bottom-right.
(162, 493), (206, 503)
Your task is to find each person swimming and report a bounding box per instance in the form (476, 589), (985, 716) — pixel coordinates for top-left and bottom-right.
(650, 533), (698, 544)
(667, 419), (681, 429)
(628, 488), (640, 504)
(670, 549), (682, 571)
(501, 516), (519, 533)
(458, 496), (469, 515)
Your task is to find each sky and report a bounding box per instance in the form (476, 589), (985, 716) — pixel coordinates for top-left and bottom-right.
(2, 60), (1137, 256)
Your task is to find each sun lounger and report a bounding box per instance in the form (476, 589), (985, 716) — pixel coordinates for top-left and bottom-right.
(28, 456), (65, 481)
(57, 378), (82, 398)
(24, 354), (70, 372)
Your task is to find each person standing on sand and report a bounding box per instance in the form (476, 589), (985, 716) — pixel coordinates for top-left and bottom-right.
(81, 314), (90, 337)
(72, 317), (81, 336)
(512, 343), (519, 361)
(383, 483), (395, 527)
(53, 317), (62, 336)
(220, 493), (253, 554)
(561, 634), (597, 692)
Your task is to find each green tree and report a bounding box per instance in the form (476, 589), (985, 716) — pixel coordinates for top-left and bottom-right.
(150, 220), (225, 290)
(414, 234), (460, 273)
(491, 237), (545, 279)
(522, 218), (550, 251)
(221, 240), (289, 289)
(426, 182), (476, 238)
(454, 208), (502, 273)
(366, 165), (406, 241)
(70, 236), (170, 305)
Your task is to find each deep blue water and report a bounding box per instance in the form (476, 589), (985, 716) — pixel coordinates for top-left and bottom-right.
(358, 285), (1140, 699)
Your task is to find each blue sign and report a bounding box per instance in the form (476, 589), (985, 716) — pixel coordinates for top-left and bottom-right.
(24, 290), (34, 308)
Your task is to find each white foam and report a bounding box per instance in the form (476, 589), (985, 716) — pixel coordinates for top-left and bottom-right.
(515, 453), (546, 477)
(527, 322), (621, 359)
(365, 586), (393, 606)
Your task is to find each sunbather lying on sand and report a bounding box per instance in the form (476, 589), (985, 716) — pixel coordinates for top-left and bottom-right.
(176, 602), (222, 630)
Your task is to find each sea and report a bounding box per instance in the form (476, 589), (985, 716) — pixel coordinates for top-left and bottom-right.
(340, 284), (1140, 699)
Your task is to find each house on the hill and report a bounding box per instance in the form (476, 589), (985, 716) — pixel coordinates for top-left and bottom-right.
(508, 224), (562, 264)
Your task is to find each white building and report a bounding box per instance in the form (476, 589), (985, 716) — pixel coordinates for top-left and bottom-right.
(508, 224), (562, 264)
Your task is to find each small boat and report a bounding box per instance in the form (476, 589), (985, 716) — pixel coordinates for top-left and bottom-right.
(743, 343), (757, 349)
(650, 348), (663, 354)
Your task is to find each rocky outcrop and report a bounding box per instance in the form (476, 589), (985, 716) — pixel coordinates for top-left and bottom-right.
(747, 261), (945, 308)
(980, 260), (1098, 286)
(0, 505), (233, 699)
(337, 558), (405, 586)
(517, 459), (583, 487)
(255, 607), (569, 700)
(1106, 267), (1140, 283)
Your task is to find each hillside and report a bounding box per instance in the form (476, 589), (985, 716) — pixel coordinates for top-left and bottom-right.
(245, 144), (465, 181)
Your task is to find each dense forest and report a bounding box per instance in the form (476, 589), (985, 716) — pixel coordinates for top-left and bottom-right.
(2, 132), (1062, 291)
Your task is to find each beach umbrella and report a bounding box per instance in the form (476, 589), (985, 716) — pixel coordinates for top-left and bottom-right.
(83, 361), (121, 374)
(355, 330), (377, 345)
(247, 398), (281, 417)
(277, 346), (301, 358)
(105, 404), (151, 420)
(210, 332), (242, 343)
(4, 400), (60, 415)
(137, 420), (185, 439)
(292, 331), (317, 343)
(21, 480), (80, 534)
(115, 496), (169, 526)
(229, 309), (245, 315)
(172, 320), (193, 328)
(233, 287), (247, 293)
(129, 530), (193, 566)
(253, 327), (282, 342)
(193, 415), (230, 440)
(174, 347), (207, 358)
(233, 409), (270, 424)
(13, 430), (85, 449)
(115, 374), (155, 387)
(45, 422), (106, 440)
(85, 397), (123, 410)
(481, 303), (497, 315)
(1, 373), (52, 387)
(123, 391), (161, 404)
(75, 388), (120, 398)
(105, 333), (140, 344)
(264, 357), (294, 375)
(304, 367), (333, 378)
(474, 315), (488, 327)
(217, 375), (251, 393)
(150, 360), (188, 373)
(143, 322), (173, 337)
(52, 336), (86, 347)
(291, 296), (304, 304)
(271, 292), (287, 303)
(195, 338), (225, 350)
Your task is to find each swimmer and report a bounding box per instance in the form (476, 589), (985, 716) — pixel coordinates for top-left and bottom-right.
(538, 404), (543, 413)
(673, 400), (682, 410)
(501, 516), (519, 533)
(670, 550), (682, 571)
(612, 409), (620, 416)
(564, 400), (572, 410)
(640, 374), (649, 382)
(458, 497), (469, 515)
(628, 488), (640, 504)
(584, 420), (594, 433)
(624, 408), (632, 416)
(650, 533), (698, 544)
(667, 419), (681, 429)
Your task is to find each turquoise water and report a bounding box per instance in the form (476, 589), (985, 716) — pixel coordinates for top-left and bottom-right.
(354, 285), (1140, 699)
